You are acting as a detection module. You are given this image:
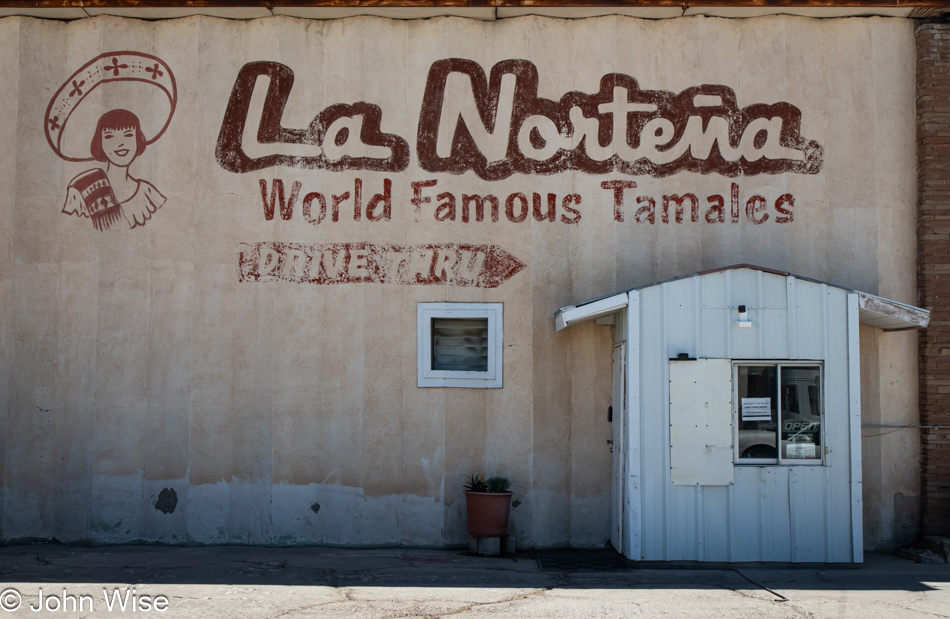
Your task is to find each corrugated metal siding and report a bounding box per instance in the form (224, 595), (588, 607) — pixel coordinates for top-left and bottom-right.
(634, 270), (854, 562)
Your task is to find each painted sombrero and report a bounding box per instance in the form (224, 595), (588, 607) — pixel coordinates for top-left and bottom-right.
(45, 51), (177, 162)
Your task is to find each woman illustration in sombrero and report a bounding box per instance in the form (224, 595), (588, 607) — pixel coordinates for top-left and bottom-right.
(46, 51), (177, 231)
(62, 109), (165, 230)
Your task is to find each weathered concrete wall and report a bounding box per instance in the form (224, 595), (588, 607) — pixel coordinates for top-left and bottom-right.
(0, 14), (918, 548)
(861, 326), (922, 550)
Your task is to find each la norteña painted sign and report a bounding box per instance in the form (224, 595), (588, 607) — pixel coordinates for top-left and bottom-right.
(47, 53), (822, 288)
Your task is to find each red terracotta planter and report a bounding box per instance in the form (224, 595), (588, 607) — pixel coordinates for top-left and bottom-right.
(464, 491), (513, 537)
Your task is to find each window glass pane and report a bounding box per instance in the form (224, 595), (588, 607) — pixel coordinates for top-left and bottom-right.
(431, 318), (489, 372)
(737, 365), (778, 459)
(781, 366), (822, 460)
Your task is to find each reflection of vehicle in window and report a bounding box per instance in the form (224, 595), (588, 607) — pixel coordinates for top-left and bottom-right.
(780, 367), (822, 459)
(736, 363), (822, 463)
(738, 421), (821, 458)
(738, 425), (777, 459)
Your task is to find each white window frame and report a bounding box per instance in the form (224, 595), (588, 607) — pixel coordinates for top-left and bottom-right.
(732, 361), (825, 466)
(417, 303), (503, 388)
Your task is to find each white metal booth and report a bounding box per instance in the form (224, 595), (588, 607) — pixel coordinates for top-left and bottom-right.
(555, 265), (930, 563)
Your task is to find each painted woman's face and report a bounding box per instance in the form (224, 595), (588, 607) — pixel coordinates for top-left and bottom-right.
(101, 126), (137, 167)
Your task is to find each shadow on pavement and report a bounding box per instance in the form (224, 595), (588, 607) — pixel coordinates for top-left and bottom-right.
(0, 544), (947, 593)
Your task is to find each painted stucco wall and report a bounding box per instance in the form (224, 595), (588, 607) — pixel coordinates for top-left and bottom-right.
(0, 14), (917, 548)
(861, 326), (921, 550)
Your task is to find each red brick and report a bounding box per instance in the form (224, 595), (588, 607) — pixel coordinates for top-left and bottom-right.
(917, 23), (950, 536)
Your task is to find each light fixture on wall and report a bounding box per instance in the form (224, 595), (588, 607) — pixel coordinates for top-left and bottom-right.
(735, 305), (753, 328)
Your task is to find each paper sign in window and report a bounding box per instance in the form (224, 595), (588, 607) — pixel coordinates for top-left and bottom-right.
(786, 443), (817, 458)
(741, 397), (771, 421)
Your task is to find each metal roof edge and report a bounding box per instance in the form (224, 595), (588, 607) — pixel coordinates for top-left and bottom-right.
(555, 264), (930, 331)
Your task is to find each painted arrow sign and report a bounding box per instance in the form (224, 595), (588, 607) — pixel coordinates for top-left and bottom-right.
(238, 242), (526, 288)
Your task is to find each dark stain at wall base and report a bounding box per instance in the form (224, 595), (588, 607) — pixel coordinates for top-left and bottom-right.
(512, 500), (521, 509)
(155, 488), (178, 514)
(311, 503), (321, 514)
(895, 492), (921, 548)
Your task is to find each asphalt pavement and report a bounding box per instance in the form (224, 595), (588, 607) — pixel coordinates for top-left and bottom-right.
(0, 544), (947, 617)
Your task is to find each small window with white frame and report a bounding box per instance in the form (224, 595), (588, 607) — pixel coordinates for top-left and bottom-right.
(734, 362), (823, 465)
(417, 303), (503, 388)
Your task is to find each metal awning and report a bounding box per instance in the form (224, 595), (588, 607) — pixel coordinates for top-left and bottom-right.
(555, 293), (629, 332)
(855, 292), (930, 331)
(555, 265), (930, 332)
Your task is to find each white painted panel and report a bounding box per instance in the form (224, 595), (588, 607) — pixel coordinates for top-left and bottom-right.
(638, 285), (672, 560)
(761, 468), (793, 561)
(701, 308), (731, 359)
(789, 466), (830, 561)
(701, 272), (730, 309)
(729, 318), (762, 358)
(663, 278), (702, 359)
(670, 360), (733, 486)
(789, 279), (829, 361)
(700, 486), (731, 561)
(759, 310), (791, 359)
(610, 343), (625, 552)
(666, 486), (702, 560)
(717, 308), (791, 360)
(729, 269), (788, 309)
(730, 467), (792, 562)
(624, 294), (641, 560)
(730, 269), (763, 309)
(787, 277), (799, 359)
(669, 426), (733, 484)
(823, 287), (856, 562)
(637, 271), (857, 562)
(700, 269), (786, 309)
(848, 294), (864, 562)
(760, 270), (791, 309)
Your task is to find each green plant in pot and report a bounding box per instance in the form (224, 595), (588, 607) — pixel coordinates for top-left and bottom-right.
(463, 474), (513, 537)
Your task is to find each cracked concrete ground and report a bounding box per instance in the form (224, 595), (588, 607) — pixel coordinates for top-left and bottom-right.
(0, 546), (946, 618)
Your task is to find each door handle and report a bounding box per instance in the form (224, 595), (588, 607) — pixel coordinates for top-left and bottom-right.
(608, 405), (613, 422)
